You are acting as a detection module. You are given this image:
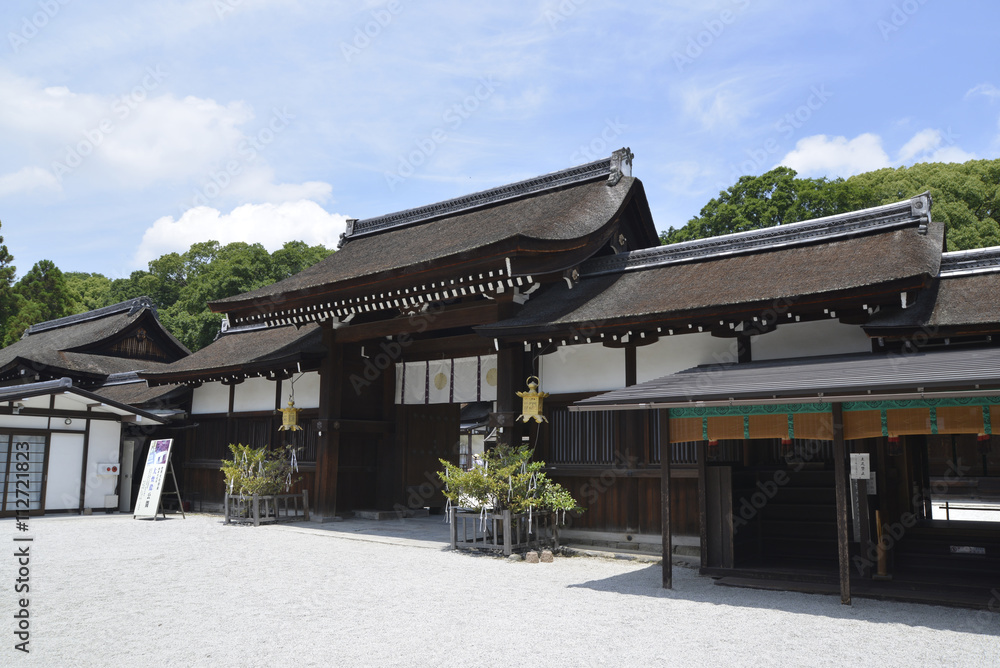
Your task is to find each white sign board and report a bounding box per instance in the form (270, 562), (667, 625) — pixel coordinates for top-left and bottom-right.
(850, 453), (870, 480)
(133, 439), (173, 518)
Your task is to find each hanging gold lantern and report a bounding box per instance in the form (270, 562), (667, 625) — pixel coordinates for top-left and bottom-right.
(278, 397), (303, 431)
(516, 376), (549, 424)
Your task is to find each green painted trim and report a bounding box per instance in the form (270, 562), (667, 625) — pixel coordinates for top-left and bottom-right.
(985, 406), (992, 436)
(743, 415), (750, 439)
(930, 406), (938, 435)
(667, 397), (1000, 420)
(881, 409), (888, 438)
(702, 417), (708, 441)
(787, 413), (795, 440)
(843, 397), (1000, 411)
(669, 403), (831, 418)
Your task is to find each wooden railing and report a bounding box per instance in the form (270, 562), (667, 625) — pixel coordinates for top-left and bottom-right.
(224, 491), (310, 526)
(450, 508), (559, 556)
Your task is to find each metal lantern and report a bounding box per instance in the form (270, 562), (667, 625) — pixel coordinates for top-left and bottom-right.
(278, 397), (303, 432)
(516, 376), (549, 424)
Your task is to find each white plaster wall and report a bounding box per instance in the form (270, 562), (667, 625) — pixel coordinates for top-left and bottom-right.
(83, 420), (122, 508)
(539, 343), (626, 395)
(753, 319), (872, 362)
(45, 432), (84, 510)
(0, 415), (47, 430)
(288, 371), (321, 409)
(636, 332), (741, 385)
(51, 417), (86, 431)
(234, 376), (277, 413)
(192, 382), (231, 414)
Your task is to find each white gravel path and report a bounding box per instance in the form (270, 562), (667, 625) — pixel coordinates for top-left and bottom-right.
(3, 514), (997, 667)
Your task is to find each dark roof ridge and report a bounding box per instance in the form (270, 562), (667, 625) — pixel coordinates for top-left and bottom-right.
(26, 297), (156, 336)
(581, 192), (932, 278)
(340, 148), (634, 245)
(940, 245), (1000, 277)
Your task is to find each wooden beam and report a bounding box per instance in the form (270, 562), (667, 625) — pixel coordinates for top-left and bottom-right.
(333, 302), (499, 343)
(660, 409), (672, 589)
(832, 402), (852, 606)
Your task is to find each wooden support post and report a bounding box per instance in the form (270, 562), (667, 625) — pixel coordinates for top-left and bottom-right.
(832, 403), (852, 606)
(697, 439), (708, 570)
(660, 409), (672, 589)
(314, 326), (342, 517)
(449, 506), (457, 549)
(856, 476), (871, 579)
(503, 509), (513, 556)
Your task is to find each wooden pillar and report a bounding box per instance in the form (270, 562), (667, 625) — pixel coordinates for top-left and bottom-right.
(660, 409), (672, 589)
(697, 439), (708, 570)
(496, 343), (526, 448)
(314, 325), (342, 517)
(832, 403), (852, 605)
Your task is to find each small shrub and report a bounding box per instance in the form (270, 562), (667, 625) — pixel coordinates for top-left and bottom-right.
(437, 444), (583, 519)
(220, 443), (301, 497)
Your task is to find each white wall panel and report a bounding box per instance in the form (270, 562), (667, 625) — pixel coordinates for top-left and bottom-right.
(192, 382), (230, 414)
(234, 377), (277, 413)
(83, 420), (122, 508)
(540, 343), (625, 395)
(0, 415), (48, 430)
(753, 319), (871, 362)
(288, 372), (320, 409)
(636, 333), (740, 385)
(45, 433), (84, 510)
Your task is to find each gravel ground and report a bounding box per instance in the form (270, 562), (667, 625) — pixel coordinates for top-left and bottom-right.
(2, 514), (997, 667)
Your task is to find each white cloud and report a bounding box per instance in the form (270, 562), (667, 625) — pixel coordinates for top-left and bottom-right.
(0, 166), (61, 197)
(676, 79), (755, 130)
(778, 129), (978, 178)
(132, 201), (349, 269)
(0, 70), (331, 203)
(965, 83), (1000, 102)
(778, 133), (890, 178)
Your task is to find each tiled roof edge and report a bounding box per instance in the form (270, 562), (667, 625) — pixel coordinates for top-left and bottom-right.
(581, 192), (932, 278)
(25, 297), (156, 336)
(940, 246), (1000, 277)
(339, 148), (634, 244)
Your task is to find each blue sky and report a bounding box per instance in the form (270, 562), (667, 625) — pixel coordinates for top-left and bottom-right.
(1, 0), (998, 280)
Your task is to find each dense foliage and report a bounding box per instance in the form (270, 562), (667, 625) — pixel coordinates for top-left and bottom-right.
(437, 444), (583, 518)
(220, 443), (302, 497)
(1, 240), (333, 351)
(661, 160), (1000, 251)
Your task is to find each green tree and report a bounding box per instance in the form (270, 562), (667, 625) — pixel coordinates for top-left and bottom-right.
(663, 159), (1000, 252)
(661, 167), (872, 244)
(65, 272), (114, 312)
(4, 260), (76, 344)
(0, 221), (16, 336)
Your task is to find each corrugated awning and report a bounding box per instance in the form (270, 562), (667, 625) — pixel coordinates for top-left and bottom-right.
(571, 346), (1000, 412)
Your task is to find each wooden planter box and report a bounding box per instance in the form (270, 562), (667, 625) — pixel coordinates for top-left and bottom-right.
(224, 491), (310, 526)
(450, 508), (559, 556)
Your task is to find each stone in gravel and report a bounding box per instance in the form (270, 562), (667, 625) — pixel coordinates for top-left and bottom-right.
(540, 549), (554, 563)
(508, 553), (523, 562)
(524, 551), (540, 563)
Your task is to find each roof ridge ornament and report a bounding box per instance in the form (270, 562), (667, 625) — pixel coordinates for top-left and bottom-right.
(26, 296), (157, 336)
(340, 149), (633, 243)
(940, 244), (1000, 277)
(580, 195), (931, 278)
(607, 147), (633, 186)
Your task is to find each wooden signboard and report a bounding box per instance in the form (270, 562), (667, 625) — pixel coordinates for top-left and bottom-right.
(134, 439), (184, 519)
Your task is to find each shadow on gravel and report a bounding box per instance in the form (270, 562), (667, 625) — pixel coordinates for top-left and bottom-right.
(568, 564), (1000, 635)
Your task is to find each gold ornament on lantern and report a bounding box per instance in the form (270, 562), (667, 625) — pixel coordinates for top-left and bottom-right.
(278, 397), (303, 431)
(516, 376), (549, 424)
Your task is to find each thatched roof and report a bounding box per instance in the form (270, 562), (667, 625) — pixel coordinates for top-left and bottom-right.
(0, 297), (189, 384)
(480, 194), (943, 338)
(141, 323), (324, 386)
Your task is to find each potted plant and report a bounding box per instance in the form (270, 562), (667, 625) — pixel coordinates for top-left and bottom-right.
(438, 444), (583, 555)
(221, 443), (309, 525)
